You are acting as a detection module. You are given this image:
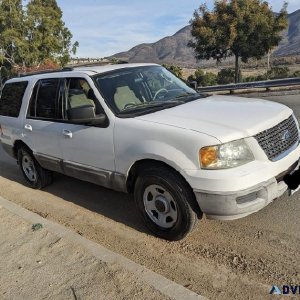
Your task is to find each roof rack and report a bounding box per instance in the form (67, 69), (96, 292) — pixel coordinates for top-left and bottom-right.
(18, 67), (74, 77)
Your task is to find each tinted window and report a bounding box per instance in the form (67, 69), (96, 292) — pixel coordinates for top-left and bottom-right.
(0, 81), (28, 117)
(28, 79), (61, 119)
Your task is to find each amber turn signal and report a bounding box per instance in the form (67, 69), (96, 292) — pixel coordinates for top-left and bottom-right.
(200, 146), (218, 168)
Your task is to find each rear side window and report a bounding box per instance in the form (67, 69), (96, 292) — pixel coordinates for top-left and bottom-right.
(28, 79), (62, 120)
(0, 81), (28, 117)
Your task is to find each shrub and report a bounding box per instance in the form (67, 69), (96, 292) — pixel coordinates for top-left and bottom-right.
(255, 74), (268, 81)
(217, 69), (236, 84)
(293, 70), (300, 78)
(243, 76), (257, 83)
(163, 64), (183, 79)
(188, 69), (217, 87)
(201, 72), (217, 86)
(243, 74), (267, 82)
(267, 66), (290, 79)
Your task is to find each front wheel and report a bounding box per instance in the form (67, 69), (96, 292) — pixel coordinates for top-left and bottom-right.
(134, 167), (199, 241)
(18, 147), (53, 189)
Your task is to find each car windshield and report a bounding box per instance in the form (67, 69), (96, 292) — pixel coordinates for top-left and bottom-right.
(94, 65), (201, 116)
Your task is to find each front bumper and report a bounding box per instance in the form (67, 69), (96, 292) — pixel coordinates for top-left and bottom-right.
(194, 178), (288, 220)
(188, 145), (300, 220)
(1, 142), (14, 158)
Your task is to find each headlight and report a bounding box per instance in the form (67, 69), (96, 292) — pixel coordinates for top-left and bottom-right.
(200, 139), (254, 169)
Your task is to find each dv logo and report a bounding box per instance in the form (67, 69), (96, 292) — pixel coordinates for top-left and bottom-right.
(270, 286), (281, 295)
(270, 285), (300, 295)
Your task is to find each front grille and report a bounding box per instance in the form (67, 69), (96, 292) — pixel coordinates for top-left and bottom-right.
(255, 115), (299, 161)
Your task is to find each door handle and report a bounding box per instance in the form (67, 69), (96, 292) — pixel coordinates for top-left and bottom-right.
(62, 129), (73, 138)
(24, 124), (32, 132)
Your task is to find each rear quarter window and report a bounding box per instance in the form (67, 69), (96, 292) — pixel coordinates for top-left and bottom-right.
(0, 81), (28, 117)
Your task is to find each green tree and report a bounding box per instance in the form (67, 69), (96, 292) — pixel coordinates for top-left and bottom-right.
(0, 0), (78, 82)
(26, 0), (78, 67)
(189, 0), (288, 83)
(0, 0), (26, 77)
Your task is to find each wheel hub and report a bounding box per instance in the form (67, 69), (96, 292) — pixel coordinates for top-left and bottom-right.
(143, 184), (178, 229)
(155, 196), (170, 213)
(22, 155), (37, 183)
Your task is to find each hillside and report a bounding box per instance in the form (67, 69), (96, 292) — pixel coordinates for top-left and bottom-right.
(274, 9), (300, 56)
(111, 9), (300, 68)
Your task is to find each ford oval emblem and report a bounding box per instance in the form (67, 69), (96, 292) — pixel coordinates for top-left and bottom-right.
(282, 130), (291, 141)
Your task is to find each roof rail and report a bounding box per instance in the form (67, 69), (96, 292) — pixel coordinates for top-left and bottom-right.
(71, 68), (99, 74)
(18, 67), (74, 77)
(116, 60), (129, 64)
(68, 62), (111, 68)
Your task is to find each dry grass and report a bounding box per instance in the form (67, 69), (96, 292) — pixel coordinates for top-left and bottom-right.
(182, 64), (300, 80)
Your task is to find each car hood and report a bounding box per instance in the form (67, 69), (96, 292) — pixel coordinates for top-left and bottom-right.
(136, 95), (293, 143)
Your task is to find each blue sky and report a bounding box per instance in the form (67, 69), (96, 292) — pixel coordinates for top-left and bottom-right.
(55, 0), (300, 58)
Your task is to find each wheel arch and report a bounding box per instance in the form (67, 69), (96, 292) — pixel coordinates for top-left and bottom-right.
(13, 140), (32, 158)
(126, 159), (202, 219)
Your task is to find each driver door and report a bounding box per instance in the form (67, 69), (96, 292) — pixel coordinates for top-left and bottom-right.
(60, 77), (115, 187)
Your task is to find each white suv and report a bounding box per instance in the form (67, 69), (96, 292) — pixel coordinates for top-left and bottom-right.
(1, 63), (300, 240)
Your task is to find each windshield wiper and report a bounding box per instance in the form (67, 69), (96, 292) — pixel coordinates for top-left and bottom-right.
(175, 92), (199, 99)
(175, 92), (208, 103)
(118, 100), (184, 115)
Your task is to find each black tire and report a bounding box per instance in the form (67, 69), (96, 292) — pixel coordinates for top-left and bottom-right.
(134, 166), (200, 241)
(17, 146), (53, 189)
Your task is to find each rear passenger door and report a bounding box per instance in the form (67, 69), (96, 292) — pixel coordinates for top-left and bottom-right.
(24, 78), (64, 172)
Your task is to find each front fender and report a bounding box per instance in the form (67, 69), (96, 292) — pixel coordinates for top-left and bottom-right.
(119, 140), (196, 175)
(114, 118), (219, 176)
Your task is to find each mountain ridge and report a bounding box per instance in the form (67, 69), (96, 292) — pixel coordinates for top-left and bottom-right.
(111, 9), (300, 68)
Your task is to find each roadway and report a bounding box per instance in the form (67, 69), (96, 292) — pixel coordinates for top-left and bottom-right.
(0, 94), (299, 299)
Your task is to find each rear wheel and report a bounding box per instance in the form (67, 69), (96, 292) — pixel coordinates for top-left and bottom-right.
(134, 166), (199, 241)
(17, 147), (53, 189)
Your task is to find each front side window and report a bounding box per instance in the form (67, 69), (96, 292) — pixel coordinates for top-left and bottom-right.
(0, 81), (28, 117)
(65, 78), (96, 110)
(94, 66), (200, 116)
(28, 79), (62, 119)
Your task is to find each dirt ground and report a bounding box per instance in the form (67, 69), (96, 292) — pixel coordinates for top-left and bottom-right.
(0, 95), (300, 299)
(0, 207), (171, 300)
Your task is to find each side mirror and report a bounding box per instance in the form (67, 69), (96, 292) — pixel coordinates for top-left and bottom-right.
(188, 81), (198, 90)
(68, 105), (107, 126)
